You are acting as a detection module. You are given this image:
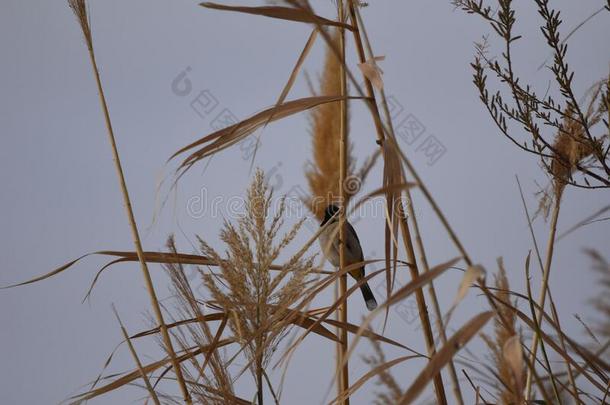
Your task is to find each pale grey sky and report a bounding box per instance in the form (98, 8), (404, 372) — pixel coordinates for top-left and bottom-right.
(1, 1), (609, 404)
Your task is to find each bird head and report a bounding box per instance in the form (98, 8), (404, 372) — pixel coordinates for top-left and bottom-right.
(322, 204), (340, 225)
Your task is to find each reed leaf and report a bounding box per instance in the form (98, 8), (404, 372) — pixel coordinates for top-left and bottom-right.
(397, 311), (494, 404)
(200, 3), (354, 31)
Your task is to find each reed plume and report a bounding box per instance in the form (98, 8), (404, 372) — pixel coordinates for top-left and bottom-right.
(199, 169), (316, 403)
(480, 258), (524, 405)
(305, 29), (355, 219)
(550, 79), (607, 196)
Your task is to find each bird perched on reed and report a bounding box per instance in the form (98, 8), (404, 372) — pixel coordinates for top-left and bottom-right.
(319, 204), (377, 311)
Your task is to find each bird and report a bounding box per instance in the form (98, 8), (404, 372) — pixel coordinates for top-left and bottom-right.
(318, 204), (378, 311)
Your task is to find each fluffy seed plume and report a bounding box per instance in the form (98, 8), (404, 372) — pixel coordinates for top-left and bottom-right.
(67, 0), (93, 51)
(305, 29), (355, 219)
(199, 169), (316, 383)
(550, 80), (607, 195)
(480, 258), (524, 405)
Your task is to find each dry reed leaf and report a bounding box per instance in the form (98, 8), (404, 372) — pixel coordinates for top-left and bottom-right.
(348, 182), (418, 216)
(195, 314), (230, 387)
(558, 204), (610, 240)
(182, 384), (251, 405)
(131, 312), (225, 340)
(493, 284), (610, 377)
(82, 251), (329, 302)
(277, 264), (419, 369)
(70, 340), (234, 403)
(331, 355), (419, 404)
(1, 249), (331, 302)
(523, 252), (561, 402)
(333, 257), (461, 374)
(445, 264), (486, 325)
(585, 249), (610, 340)
(170, 95), (362, 175)
(248, 28), (319, 166)
(269, 306), (339, 342)
(503, 335), (524, 393)
(87, 343), (122, 393)
(321, 318), (411, 351)
(397, 311), (494, 404)
(111, 306), (160, 405)
(384, 257), (461, 311)
(307, 306), (332, 317)
(270, 302), (403, 349)
(200, 3), (354, 31)
(357, 56), (385, 90)
(1, 252), (94, 289)
(490, 292), (609, 392)
(269, 28), (318, 122)
(0, 250), (216, 290)
(379, 141), (406, 328)
(455, 264), (486, 305)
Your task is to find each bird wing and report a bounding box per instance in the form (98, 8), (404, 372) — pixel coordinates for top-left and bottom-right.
(319, 219), (364, 276)
(345, 222), (364, 262)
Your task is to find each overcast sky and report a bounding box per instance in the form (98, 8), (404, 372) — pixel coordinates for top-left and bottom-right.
(1, 1), (609, 404)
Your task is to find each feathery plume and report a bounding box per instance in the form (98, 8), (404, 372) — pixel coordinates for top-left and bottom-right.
(305, 29), (355, 219)
(67, 0), (93, 51)
(199, 169), (316, 400)
(480, 258), (524, 405)
(550, 80), (607, 195)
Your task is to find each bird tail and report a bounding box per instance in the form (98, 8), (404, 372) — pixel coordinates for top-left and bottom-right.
(360, 282), (378, 311)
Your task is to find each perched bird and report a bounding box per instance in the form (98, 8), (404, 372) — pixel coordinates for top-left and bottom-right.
(319, 204), (378, 311)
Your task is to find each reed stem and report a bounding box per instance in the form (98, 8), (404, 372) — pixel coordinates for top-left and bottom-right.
(516, 178), (580, 403)
(346, 3), (447, 403)
(352, 7), (463, 403)
(525, 195), (562, 400)
(337, 1), (350, 404)
(85, 47), (191, 404)
(112, 305), (161, 405)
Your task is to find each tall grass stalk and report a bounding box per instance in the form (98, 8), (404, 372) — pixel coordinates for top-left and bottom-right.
(66, 1), (191, 402)
(525, 196), (562, 400)
(352, 6), (464, 403)
(516, 177), (581, 403)
(346, 4), (448, 403)
(112, 305), (162, 405)
(337, 1), (350, 404)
